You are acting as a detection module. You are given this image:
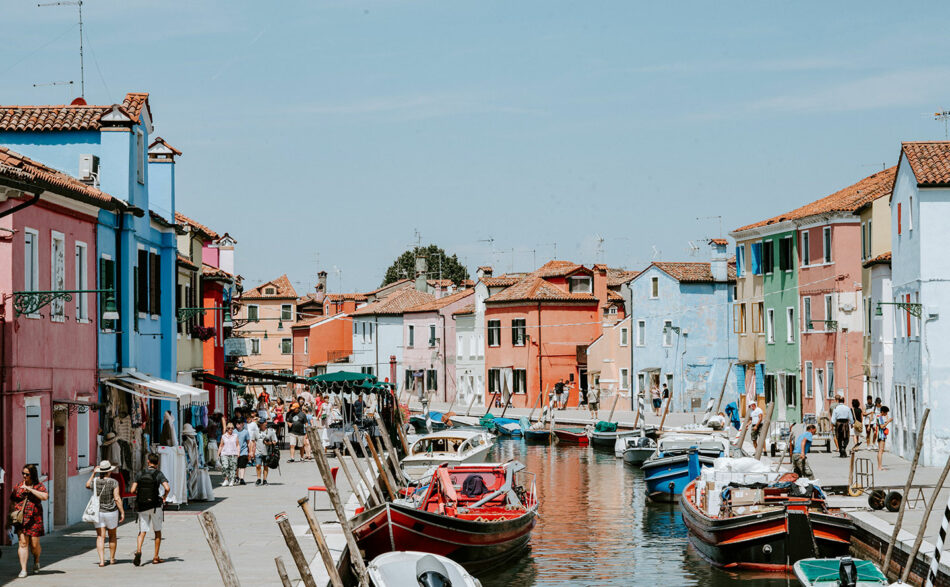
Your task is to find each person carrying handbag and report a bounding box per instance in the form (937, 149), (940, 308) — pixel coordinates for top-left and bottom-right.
(85, 460), (124, 567)
(10, 464), (48, 578)
(850, 399), (864, 451)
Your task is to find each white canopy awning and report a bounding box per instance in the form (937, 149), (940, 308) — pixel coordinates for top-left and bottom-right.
(107, 371), (208, 405)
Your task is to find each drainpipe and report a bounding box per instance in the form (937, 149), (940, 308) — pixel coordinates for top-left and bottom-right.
(0, 190), (41, 219)
(440, 313), (447, 403)
(537, 302), (543, 409)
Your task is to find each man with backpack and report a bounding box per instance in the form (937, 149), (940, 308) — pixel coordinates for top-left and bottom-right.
(130, 453), (171, 566)
(254, 420), (278, 485)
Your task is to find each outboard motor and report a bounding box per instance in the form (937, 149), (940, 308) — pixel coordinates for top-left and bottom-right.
(838, 556), (857, 587)
(416, 554), (453, 587)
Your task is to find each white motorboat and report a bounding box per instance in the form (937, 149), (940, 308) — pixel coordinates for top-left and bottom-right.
(400, 429), (494, 481)
(368, 551), (481, 587)
(620, 435), (657, 465)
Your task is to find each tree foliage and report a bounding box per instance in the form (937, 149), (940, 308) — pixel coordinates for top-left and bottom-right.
(382, 244), (470, 287)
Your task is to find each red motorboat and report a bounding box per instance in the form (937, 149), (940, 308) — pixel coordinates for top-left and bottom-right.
(680, 476), (853, 572)
(351, 462), (538, 571)
(554, 427), (590, 445)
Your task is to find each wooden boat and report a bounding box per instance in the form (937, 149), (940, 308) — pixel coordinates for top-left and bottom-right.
(409, 411), (448, 433)
(554, 428), (590, 445)
(680, 478), (853, 572)
(642, 434), (733, 502)
(367, 552), (480, 587)
(492, 417), (522, 436)
(520, 417), (552, 441)
(400, 430), (494, 481)
(620, 435), (657, 466)
(351, 462), (538, 571)
(793, 557), (887, 586)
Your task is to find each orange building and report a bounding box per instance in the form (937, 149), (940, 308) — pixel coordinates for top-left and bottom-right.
(482, 261), (609, 409)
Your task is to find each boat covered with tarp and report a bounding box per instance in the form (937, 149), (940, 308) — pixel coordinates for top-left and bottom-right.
(793, 557), (887, 586)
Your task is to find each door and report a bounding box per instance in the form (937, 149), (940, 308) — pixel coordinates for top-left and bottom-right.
(579, 369), (588, 404)
(53, 409), (67, 527)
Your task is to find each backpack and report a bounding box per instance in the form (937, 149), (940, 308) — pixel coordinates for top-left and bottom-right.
(136, 469), (162, 511)
(266, 446), (281, 470)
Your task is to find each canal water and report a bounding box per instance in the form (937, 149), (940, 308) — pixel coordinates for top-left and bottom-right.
(481, 437), (794, 586)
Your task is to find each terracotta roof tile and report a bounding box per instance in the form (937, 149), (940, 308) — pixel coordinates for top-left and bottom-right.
(900, 142), (950, 186)
(242, 274), (298, 300)
(176, 254), (199, 271)
(460, 279), (475, 287)
(366, 279), (411, 296)
(452, 303), (475, 316)
(607, 290), (624, 301)
(426, 279), (454, 288)
(297, 292), (326, 305)
(351, 288), (435, 316)
(649, 261), (737, 283)
(149, 136), (181, 156)
(0, 92), (149, 131)
(122, 92), (150, 123)
(482, 276), (522, 287)
(734, 167), (896, 232)
(404, 289), (474, 313)
(535, 260), (586, 278)
(606, 268), (639, 287)
(174, 212), (218, 240)
(708, 238), (728, 246)
(325, 293), (368, 302)
(863, 251), (892, 267)
(201, 263), (235, 281)
(486, 276), (596, 304)
(0, 145), (123, 208)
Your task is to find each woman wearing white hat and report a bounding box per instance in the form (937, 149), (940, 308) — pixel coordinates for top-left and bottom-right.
(85, 460), (125, 567)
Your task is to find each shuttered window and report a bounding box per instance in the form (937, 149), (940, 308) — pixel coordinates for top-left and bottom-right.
(99, 257), (116, 330)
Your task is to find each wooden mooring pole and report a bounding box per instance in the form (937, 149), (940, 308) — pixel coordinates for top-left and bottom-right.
(342, 433), (384, 506)
(364, 432), (397, 500)
(334, 449), (368, 510)
(275, 512), (318, 587)
(754, 402), (774, 460)
(275, 556), (292, 587)
(901, 448), (950, 584)
(198, 511), (241, 587)
(297, 497), (345, 587)
(373, 411), (404, 482)
(884, 407), (930, 572)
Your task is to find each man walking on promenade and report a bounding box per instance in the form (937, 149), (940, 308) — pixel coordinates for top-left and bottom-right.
(793, 424), (816, 478)
(130, 453), (171, 566)
(235, 419), (250, 485)
(831, 395), (853, 458)
(748, 401), (764, 450)
(254, 420), (278, 485)
(588, 386), (600, 419)
(287, 403), (307, 462)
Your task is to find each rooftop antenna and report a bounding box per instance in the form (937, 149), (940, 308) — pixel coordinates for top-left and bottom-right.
(33, 80), (74, 88)
(696, 215), (723, 239)
(935, 110), (950, 139)
(38, 0), (84, 99)
(594, 234), (605, 264)
(687, 240), (700, 257)
(651, 245), (661, 260)
(537, 241), (557, 262)
(332, 265), (343, 292)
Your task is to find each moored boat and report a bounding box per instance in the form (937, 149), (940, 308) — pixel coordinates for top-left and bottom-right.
(680, 475), (853, 572)
(642, 434), (734, 501)
(409, 411), (448, 433)
(620, 435), (657, 466)
(367, 551), (481, 587)
(400, 430), (493, 481)
(553, 427), (590, 445)
(793, 557), (887, 586)
(351, 462), (538, 571)
(492, 417), (522, 436)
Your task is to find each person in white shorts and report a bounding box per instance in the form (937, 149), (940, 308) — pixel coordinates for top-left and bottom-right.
(85, 460), (125, 567)
(130, 453), (171, 566)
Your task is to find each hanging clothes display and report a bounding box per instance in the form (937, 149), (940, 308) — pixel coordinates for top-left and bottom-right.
(155, 445), (188, 506)
(160, 410), (178, 447)
(181, 424), (213, 501)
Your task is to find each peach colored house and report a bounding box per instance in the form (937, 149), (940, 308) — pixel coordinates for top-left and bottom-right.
(401, 288), (475, 403)
(234, 274), (297, 374)
(483, 261), (608, 409)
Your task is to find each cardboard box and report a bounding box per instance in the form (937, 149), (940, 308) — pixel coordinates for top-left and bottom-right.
(730, 488), (763, 506)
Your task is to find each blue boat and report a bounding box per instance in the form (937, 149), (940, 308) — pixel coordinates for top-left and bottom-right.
(520, 417), (551, 441)
(492, 417), (522, 436)
(642, 434), (732, 502)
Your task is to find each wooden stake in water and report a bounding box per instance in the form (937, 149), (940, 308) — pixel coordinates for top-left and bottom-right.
(901, 451), (950, 584)
(342, 433), (383, 507)
(364, 432), (397, 500)
(334, 449), (368, 510)
(754, 402), (773, 460)
(373, 411), (404, 482)
(607, 387), (621, 423)
(884, 407), (930, 572)
(198, 511), (241, 587)
(712, 360), (734, 415)
(275, 556), (292, 587)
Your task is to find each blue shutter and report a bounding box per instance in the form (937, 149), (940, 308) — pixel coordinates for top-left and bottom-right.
(751, 243), (763, 275)
(755, 364), (766, 397)
(735, 246), (743, 277)
(735, 364), (746, 396)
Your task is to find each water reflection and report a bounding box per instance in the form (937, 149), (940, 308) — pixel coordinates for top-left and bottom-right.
(480, 438), (793, 586)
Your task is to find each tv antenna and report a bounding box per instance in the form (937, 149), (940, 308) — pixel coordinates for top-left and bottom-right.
(696, 215), (723, 238)
(38, 0), (84, 99)
(594, 234), (605, 264)
(33, 80), (74, 88)
(687, 240), (700, 257)
(537, 241), (557, 261)
(935, 110), (950, 139)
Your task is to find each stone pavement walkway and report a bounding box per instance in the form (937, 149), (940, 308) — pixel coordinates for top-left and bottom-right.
(0, 455), (358, 586)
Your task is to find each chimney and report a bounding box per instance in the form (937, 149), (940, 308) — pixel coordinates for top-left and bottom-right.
(147, 137), (180, 222)
(709, 239), (728, 282)
(415, 256), (428, 292)
(477, 266), (493, 280)
(317, 271), (327, 292)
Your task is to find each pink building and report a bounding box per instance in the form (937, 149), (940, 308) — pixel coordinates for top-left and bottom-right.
(0, 146), (131, 530)
(401, 289), (475, 403)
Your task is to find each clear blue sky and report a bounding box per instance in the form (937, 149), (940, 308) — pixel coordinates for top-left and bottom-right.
(3, 1), (949, 293)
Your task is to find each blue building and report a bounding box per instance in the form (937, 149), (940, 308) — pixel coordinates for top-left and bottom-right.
(0, 94), (191, 446)
(629, 241), (736, 412)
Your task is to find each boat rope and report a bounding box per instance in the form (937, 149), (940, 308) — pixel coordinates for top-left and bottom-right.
(925, 492), (950, 586)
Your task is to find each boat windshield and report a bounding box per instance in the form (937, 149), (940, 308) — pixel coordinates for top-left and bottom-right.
(412, 437), (466, 455)
(658, 437), (726, 453)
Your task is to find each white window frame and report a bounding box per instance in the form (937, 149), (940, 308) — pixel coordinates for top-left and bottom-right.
(250, 338), (261, 355)
(662, 320), (673, 347)
(50, 230), (66, 322)
(457, 334), (463, 359)
(786, 307), (794, 343)
(620, 326), (629, 347)
(826, 361), (835, 398)
(76, 408), (90, 469)
(75, 241), (89, 322)
(619, 368), (629, 390)
(511, 318), (526, 347)
(766, 308), (775, 344)
(281, 337), (292, 355)
(909, 196), (914, 231)
(650, 277), (659, 299)
(636, 320), (645, 346)
(816, 368), (824, 401)
(428, 324), (436, 348)
(281, 304), (293, 322)
(569, 276), (592, 294)
(368, 322), (374, 343)
(23, 228), (40, 318)
(801, 230), (810, 266)
(487, 319), (501, 347)
(822, 226), (832, 263)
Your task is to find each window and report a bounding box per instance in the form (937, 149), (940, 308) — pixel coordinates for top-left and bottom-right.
(766, 308), (775, 343)
(25, 402), (41, 469)
(762, 240), (774, 274)
(512, 318), (526, 346)
(826, 361), (835, 398)
(136, 129), (145, 184)
(426, 369), (438, 391)
(754, 302), (764, 333)
(860, 223), (867, 260)
(867, 219), (872, 253)
(405, 369), (414, 391)
(909, 196), (914, 231)
(281, 304), (292, 321)
(734, 303), (747, 334)
(804, 362), (814, 398)
(764, 373), (776, 405)
(76, 408), (90, 469)
(488, 369), (501, 396)
(149, 251), (161, 316)
(368, 322), (374, 343)
(408, 325), (414, 347)
(361, 366), (375, 376)
(24, 229), (40, 295)
(303, 337), (309, 354)
(99, 256), (116, 330)
(779, 236), (793, 272)
(428, 324), (437, 347)
(281, 338), (292, 354)
(824, 294), (834, 326)
(620, 368), (629, 390)
(513, 369), (527, 394)
(801, 230), (810, 265)
(803, 297), (812, 331)
(487, 319), (501, 347)
(822, 226), (832, 263)
(265, 287), (275, 295)
(751, 242), (763, 274)
(897, 202), (902, 235)
(250, 338), (261, 354)
(650, 277), (659, 298)
(569, 276), (592, 293)
(247, 305), (259, 321)
(620, 327), (629, 346)
(636, 320), (645, 346)
(457, 335), (463, 359)
(638, 373), (646, 393)
(136, 249), (148, 315)
(50, 231), (66, 320)
(470, 334), (477, 359)
(662, 320), (673, 346)
(75, 242), (89, 321)
(785, 374), (798, 408)
(736, 245), (745, 277)
(786, 307), (795, 343)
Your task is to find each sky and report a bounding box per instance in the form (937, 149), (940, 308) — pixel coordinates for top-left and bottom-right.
(3, 1), (950, 294)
